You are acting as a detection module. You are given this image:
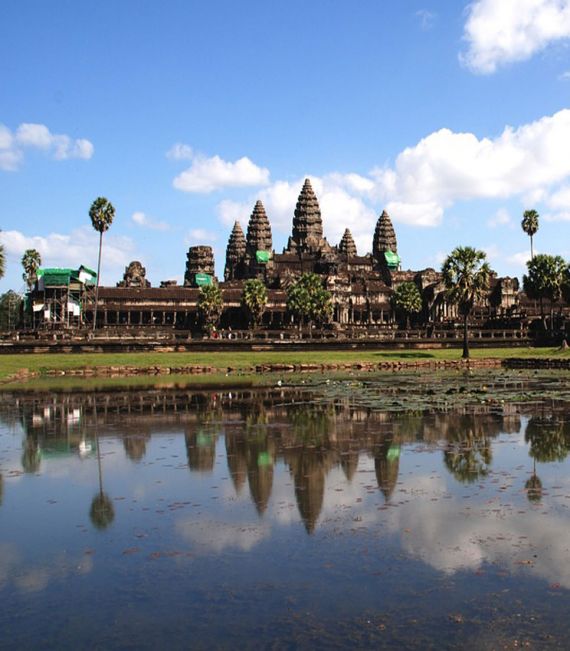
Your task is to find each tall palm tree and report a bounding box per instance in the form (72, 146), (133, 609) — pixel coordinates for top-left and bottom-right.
(21, 249), (42, 290)
(89, 197), (115, 331)
(442, 246), (492, 359)
(391, 281), (422, 329)
(242, 278), (268, 333)
(521, 209), (539, 260)
(0, 240), (5, 280)
(197, 283), (223, 335)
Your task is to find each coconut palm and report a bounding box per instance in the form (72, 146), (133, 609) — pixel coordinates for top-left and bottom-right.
(441, 246), (492, 359)
(523, 254), (566, 332)
(197, 283), (223, 334)
(286, 272), (332, 337)
(391, 281), (422, 329)
(521, 209), (539, 260)
(89, 197), (115, 330)
(21, 249), (42, 291)
(242, 278), (268, 332)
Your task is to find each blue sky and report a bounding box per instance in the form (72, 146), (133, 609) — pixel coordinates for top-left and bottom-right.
(2, 0), (570, 291)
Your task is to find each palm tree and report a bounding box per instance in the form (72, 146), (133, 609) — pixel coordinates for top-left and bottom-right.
(391, 281), (422, 329)
(521, 209), (539, 260)
(21, 249), (42, 291)
(0, 240), (5, 280)
(197, 283), (223, 335)
(441, 246), (492, 359)
(286, 272), (333, 338)
(523, 254), (566, 332)
(242, 278), (268, 333)
(89, 197), (115, 331)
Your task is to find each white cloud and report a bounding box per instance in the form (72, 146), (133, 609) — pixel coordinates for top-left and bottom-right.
(415, 9), (436, 31)
(0, 122), (93, 171)
(131, 211), (169, 231)
(488, 207), (513, 228)
(173, 153), (270, 193)
(166, 143), (194, 160)
(0, 227), (134, 284)
(559, 70), (570, 80)
(461, 0), (570, 74)
(187, 228), (218, 243)
(372, 109), (570, 226)
(506, 250), (533, 267)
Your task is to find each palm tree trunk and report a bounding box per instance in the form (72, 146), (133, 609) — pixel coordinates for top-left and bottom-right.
(93, 231), (103, 332)
(462, 313), (469, 359)
(530, 235), (534, 260)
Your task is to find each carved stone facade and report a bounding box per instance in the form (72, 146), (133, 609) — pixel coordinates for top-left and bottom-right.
(184, 246), (215, 287)
(117, 261), (151, 288)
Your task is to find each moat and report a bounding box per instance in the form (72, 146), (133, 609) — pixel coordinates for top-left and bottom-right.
(1, 372), (570, 649)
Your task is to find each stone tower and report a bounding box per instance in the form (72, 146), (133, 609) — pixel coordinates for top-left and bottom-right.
(224, 221), (247, 281)
(287, 178), (331, 255)
(373, 210), (398, 260)
(338, 229), (357, 257)
(184, 246), (215, 287)
(245, 200), (272, 261)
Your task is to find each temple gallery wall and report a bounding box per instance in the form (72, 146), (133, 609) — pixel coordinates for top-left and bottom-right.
(26, 179), (526, 334)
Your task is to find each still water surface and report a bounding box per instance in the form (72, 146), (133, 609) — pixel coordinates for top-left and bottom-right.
(1, 376), (570, 649)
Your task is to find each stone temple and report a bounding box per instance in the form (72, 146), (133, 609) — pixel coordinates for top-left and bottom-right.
(25, 178), (520, 333)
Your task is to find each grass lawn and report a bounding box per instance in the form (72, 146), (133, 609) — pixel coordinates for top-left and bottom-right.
(1, 346), (569, 382)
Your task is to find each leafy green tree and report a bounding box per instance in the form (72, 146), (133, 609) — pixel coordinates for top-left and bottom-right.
(286, 272), (332, 337)
(391, 281), (422, 328)
(521, 209), (539, 260)
(197, 283), (223, 334)
(523, 254), (566, 331)
(89, 197), (115, 330)
(242, 278), (268, 331)
(0, 291), (22, 330)
(21, 249), (42, 291)
(441, 246), (492, 359)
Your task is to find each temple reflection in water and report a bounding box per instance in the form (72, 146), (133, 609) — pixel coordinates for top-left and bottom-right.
(2, 385), (559, 534)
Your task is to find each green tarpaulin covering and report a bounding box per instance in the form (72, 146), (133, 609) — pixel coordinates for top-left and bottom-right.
(384, 251), (400, 269)
(255, 250), (271, 264)
(195, 273), (213, 287)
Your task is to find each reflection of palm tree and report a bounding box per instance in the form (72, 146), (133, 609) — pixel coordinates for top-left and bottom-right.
(90, 429), (114, 530)
(443, 441), (491, 484)
(525, 459), (543, 503)
(22, 438), (41, 473)
(442, 415), (493, 484)
(525, 416), (570, 463)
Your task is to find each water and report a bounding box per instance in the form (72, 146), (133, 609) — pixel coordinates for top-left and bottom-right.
(1, 376), (570, 649)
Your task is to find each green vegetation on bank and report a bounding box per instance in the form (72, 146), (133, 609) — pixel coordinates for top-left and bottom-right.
(1, 347), (570, 383)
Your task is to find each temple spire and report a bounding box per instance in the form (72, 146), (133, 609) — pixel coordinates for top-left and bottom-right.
(338, 228), (357, 257)
(224, 221), (246, 281)
(289, 178), (324, 253)
(372, 210), (398, 261)
(246, 200), (272, 259)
